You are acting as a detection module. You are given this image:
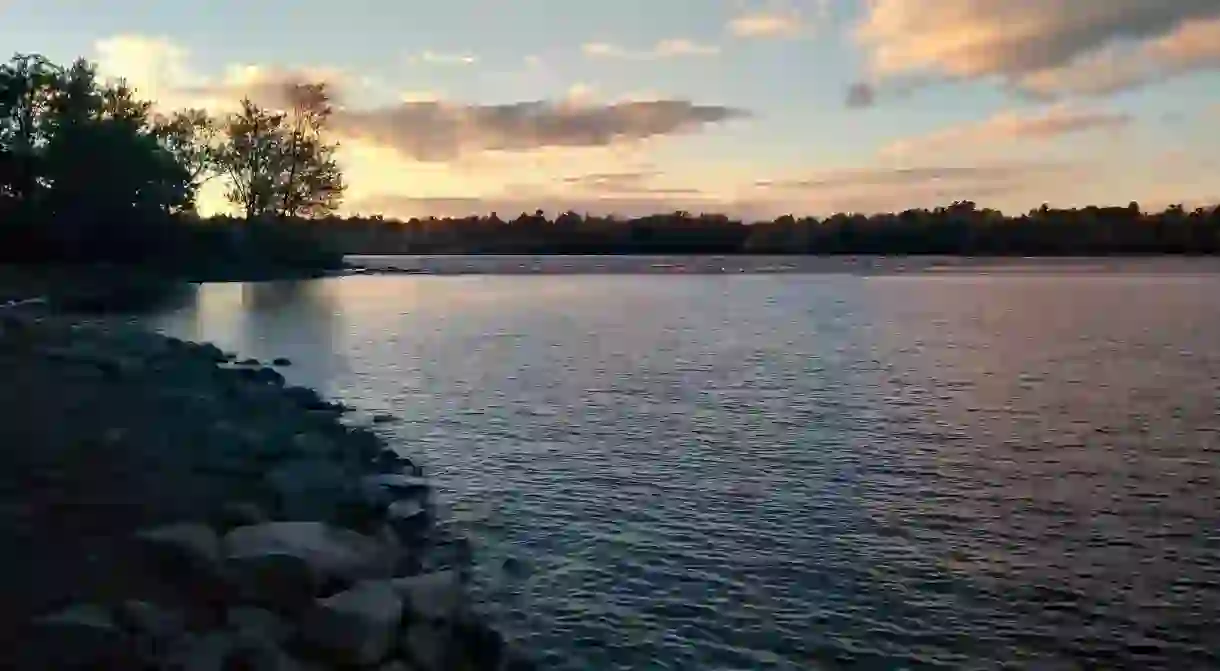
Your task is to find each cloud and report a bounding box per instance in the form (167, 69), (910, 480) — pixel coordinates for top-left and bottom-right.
(728, 9), (808, 39)
(560, 171), (704, 196)
(845, 82), (876, 108)
(332, 100), (749, 161)
(582, 38), (719, 60)
(882, 106), (1133, 157)
(855, 1), (1220, 97)
(408, 50), (478, 66)
(756, 162), (1072, 191)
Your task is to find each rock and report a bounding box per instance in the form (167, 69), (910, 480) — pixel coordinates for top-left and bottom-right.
(265, 458), (357, 520)
(254, 366), (286, 386)
(225, 551), (321, 612)
(300, 580), (403, 666)
(225, 522), (394, 587)
(272, 357), (292, 366)
(362, 473), (430, 501)
(238, 357), (261, 366)
(134, 523), (222, 582)
(372, 413), (396, 424)
(227, 606), (292, 645)
(376, 661), (414, 671)
(196, 343), (228, 363)
(385, 499), (430, 542)
(375, 447), (416, 473)
(26, 603), (132, 669)
(161, 631), (237, 671)
(284, 386), (343, 412)
(359, 474), (423, 511)
(115, 600), (187, 659)
(391, 571), (465, 622)
(452, 619), (507, 671)
(214, 501), (270, 531)
(401, 621), (452, 671)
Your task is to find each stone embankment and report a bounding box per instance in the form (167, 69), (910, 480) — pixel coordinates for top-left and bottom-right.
(0, 305), (531, 670)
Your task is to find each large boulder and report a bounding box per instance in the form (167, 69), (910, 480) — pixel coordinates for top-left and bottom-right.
(360, 473), (430, 506)
(226, 606), (292, 645)
(115, 600), (187, 661)
(23, 603), (133, 669)
(300, 580), (403, 666)
(384, 499), (430, 544)
(133, 523), (224, 589)
(224, 522), (394, 594)
(264, 459), (357, 521)
(400, 621), (452, 671)
(390, 571), (465, 623)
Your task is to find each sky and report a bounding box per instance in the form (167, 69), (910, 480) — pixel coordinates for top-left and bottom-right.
(2, 0), (1219, 220)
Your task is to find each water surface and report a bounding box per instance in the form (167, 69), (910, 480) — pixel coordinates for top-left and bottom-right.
(142, 258), (1220, 670)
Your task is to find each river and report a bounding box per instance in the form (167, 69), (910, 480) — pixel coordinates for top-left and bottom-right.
(138, 257), (1220, 670)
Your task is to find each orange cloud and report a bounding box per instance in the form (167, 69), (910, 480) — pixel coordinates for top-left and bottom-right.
(856, 1), (1220, 97)
(882, 106), (1132, 157)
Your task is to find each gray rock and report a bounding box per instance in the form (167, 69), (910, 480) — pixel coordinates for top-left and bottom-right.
(134, 523), (222, 581)
(27, 603), (132, 669)
(265, 458), (355, 520)
(372, 413), (396, 424)
(401, 621), (452, 671)
(161, 631), (237, 671)
(272, 357), (292, 367)
(225, 551), (321, 612)
(362, 473), (430, 501)
(225, 522), (394, 586)
(385, 499), (430, 542)
(300, 580), (403, 666)
(115, 600), (187, 659)
(226, 606), (292, 644)
(391, 571), (465, 622)
(214, 501), (270, 530)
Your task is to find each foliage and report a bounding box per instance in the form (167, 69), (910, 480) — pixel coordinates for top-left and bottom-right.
(0, 52), (344, 275)
(214, 84), (344, 220)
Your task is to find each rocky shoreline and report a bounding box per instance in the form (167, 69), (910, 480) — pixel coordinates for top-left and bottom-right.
(0, 305), (531, 670)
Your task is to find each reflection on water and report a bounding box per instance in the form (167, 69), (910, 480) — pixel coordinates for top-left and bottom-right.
(140, 267), (1220, 670)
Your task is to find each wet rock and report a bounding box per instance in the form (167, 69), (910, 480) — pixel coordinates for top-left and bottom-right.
(238, 357), (261, 366)
(134, 523), (222, 582)
(26, 603), (132, 669)
(372, 413), (396, 424)
(300, 580), (403, 666)
(391, 571), (465, 622)
(374, 447), (416, 473)
(385, 499), (430, 542)
(196, 342), (228, 363)
(284, 386), (344, 412)
(225, 522), (394, 587)
(361, 473), (430, 502)
(254, 366), (286, 386)
(272, 357), (292, 366)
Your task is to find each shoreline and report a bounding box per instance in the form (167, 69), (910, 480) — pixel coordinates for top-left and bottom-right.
(0, 303), (531, 669)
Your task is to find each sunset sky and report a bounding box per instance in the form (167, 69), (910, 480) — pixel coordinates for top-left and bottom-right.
(2, 0), (1219, 219)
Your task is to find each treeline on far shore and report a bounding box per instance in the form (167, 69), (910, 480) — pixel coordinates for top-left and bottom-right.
(4, 53), (1220, 271)
(287, 201), (1220, 256)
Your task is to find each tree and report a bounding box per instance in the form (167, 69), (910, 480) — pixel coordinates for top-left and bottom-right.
(215, 82), (345, 221)
(0, 54), (59, 205)
(153, 108), (221, 210)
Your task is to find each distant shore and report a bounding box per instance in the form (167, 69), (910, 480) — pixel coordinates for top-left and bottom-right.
(0, 300), (531, 669)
